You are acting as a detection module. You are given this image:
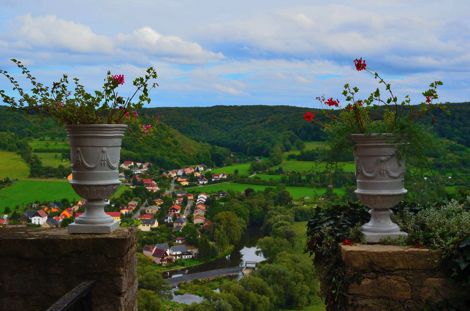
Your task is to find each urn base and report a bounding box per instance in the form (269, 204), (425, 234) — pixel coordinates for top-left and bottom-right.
(361, 230), (408, 243)
(68, 220), (119, 234)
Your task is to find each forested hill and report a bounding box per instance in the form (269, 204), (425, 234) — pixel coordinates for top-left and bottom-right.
(150, 102), (470, 156)
(0, 107), (226, 169)
(147, 105), (325, 156)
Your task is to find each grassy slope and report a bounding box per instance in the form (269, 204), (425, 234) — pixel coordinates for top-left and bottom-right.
(0, 151), (30, 179)
(212, 163), (251, 176)
(0, 179), (79, 210)
(0, 179), (128, 212)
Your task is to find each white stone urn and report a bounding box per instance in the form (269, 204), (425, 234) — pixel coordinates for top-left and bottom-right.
(66, 124), (127, 233)
(352, 134), (408, 243)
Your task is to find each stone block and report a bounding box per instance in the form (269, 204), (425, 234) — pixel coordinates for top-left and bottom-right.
(0, 227), (137, 311)
(348, 275), (411, 300)
(341, 244), (441, 271)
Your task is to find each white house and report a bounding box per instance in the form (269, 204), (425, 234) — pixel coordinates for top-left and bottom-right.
(31, 210), (48, 226)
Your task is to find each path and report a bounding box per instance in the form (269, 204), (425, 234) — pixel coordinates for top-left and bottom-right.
(168, 266), (242, 287)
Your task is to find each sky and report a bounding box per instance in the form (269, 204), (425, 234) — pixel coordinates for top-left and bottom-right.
(0, 0), (469, 108)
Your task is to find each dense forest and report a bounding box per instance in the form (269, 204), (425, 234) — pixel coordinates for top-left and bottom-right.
(152, 102), (470, 156)
(0, 102), (469, 170)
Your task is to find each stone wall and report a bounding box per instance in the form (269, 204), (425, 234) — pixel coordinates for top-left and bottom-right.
(341, 244), (469, 311)
(0, 227), (137, 311)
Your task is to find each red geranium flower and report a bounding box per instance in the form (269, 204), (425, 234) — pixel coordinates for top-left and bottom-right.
(304, 111), (315, 122)
(425, 96), (432, 104)
(346, 104), (353, 111)
(325, 97), (340, 107)
(354, 58), (367, 71)
(342, 239), (352, 246)
(112, 74), (125, 85)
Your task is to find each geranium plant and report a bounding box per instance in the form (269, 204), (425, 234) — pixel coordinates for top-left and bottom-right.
(0, 59), (158, 127)
(305, 58), (444, 159)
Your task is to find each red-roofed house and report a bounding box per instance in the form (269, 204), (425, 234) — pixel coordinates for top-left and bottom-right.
(143, 179), (159, 192)
(170, 205), (181, 213)
(193, 215), (206, 225)
(139, 214), (153, 220)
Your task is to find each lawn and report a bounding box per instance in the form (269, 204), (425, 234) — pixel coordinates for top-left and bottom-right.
(0, 179), (78, 211)
(212, 162), (251, 176)
(187, 182), (344, 199)
(0, 151), (30, 179)
(35, 152), (69, 168)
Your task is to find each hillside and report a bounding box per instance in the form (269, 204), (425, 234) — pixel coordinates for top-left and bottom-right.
(150, 103), (470, 156)
(0, 107), (225, 170)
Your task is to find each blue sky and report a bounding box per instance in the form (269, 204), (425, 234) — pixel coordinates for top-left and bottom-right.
(0, 0), (469, 107)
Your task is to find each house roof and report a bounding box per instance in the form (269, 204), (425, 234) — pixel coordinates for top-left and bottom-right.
(175, 217), (186, 224)
(155, 243), (169, 251)
(171, 205), (181, 210)
(143, 178), (154, 184)
(36, 210), (47, 218)
(170, 245), (188, 253)
(143, 245), (155, 253)
(0, 219), (5, 225)
(141, 219), (156, 225)
(139, 214), (153, 220)
(46, 217), (59, 226)
(152, 248), (166, 258)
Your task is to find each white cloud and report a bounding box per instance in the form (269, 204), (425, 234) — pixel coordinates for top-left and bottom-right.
(15, 14), (113, 53)
(116, 27), (223, 64)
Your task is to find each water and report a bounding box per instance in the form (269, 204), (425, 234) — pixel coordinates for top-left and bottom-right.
(170, 226), (265, 304)
(171, 288), (204, 305)
(167, 226), (265, 277)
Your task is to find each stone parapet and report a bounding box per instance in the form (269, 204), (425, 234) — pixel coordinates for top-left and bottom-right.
(341, 244), (469, 310)
(0, 227), (137, 311)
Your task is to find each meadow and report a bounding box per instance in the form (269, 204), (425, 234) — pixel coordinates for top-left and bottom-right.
(0, 179), (79, 211)
(0, 151), (30, 179)
(212, 162), (251, 176)
(35, 153), (69, 168)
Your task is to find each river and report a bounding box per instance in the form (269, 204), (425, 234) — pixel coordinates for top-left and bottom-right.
(169, 226), (266, 304)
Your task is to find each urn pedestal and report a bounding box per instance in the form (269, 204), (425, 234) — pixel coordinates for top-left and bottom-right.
(352, 134), (408, 243)
(66, 124), (127, 234)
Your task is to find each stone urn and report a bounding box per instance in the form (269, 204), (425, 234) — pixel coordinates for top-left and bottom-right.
(66, 124), (127, 233)
(352, 134), (408, 243)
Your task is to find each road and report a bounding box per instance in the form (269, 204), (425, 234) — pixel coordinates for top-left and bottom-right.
(132, 199), (148, 219)
(168, 266), (242, 287)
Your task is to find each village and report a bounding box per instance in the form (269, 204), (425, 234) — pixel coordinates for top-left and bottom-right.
(0, 160), (230, 267)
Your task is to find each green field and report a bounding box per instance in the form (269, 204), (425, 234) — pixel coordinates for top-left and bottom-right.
(212, 162), (251, 176)
(0, 180), (128, 212)
(29, 139), (69, 151)
(0, 179), (78, 211)
(35, 152), (69, 168)
(187, 182), (344, 199)
(283, 141), (327, 159)
(0, 151), (30, 179)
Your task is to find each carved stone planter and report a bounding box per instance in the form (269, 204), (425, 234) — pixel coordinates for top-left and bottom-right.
(66, 124), (127, 234)
(352, 134), (408, 243)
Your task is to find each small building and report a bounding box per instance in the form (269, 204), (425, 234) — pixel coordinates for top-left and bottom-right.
(197, 178), (208, 185)
(31, 210), (48, 226)
(139, 214), (154, 220)
(145, 206), (160, 215)
(138, 219), (159, 232)
(193, 215), (206, 225)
